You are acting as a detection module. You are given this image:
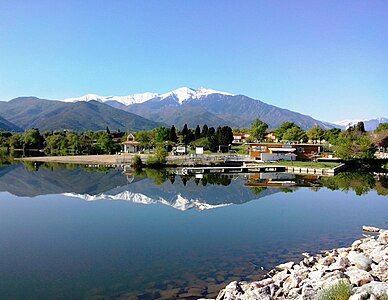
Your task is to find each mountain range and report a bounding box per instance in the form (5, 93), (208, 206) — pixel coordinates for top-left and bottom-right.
(0, 87), (386, 132)
(0, 97), (161, 132)
(64, 87), (335, 130)
(334, 117), (388, 131)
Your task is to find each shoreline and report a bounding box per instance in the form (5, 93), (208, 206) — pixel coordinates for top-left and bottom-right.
(201, 227), (388, 300)
(14, 154), (141, 165)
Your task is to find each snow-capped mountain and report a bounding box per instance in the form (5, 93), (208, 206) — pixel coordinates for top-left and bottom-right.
(334, 117), (388, 131)
(63, 92), (159, 106)
(62, 191), (232, 211)
(61, 87), (341, 129)
(64, 87), (233, 106)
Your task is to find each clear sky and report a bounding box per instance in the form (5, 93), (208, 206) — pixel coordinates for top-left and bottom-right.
(0, 0), (387, 122)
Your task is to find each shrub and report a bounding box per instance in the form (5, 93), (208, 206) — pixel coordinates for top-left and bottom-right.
(146, 146), (167, 167)
(132, 155), (142, 169)
(317, 280), (352, 300)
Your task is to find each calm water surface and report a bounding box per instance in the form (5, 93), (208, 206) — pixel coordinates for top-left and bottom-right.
(0, 164), (387, 299)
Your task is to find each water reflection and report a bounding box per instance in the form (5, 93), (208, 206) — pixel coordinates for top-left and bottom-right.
(0, 163), (387, 299)
(0, 163), (387, 203)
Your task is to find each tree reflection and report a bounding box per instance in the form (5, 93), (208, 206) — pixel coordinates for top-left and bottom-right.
(319, 172), (377, 196)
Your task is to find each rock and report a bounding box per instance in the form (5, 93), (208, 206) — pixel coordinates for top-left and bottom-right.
(204, 228), (387, 300)
(319, 255), (336, 266)
(348, 251), (372, 271)
(320, 271), (347, 289)
(215, 281), (244, 300)
(362, 226), (381, 233)
(252, 278), (273, 288)
(301, 284), (316, 300)
(358, 239), (381, 256)
(276, 261), (294, 271)
(282, 273), (302, 291)
(345, 267), (373, 286)
(370, 260), (388, 281)
(352, 240), (363, 250)
(377, 230), (388, 244)
(272, 269), (290, 284)
(353, 281), (388, 298)
(308, 270), (324, 282)
(368, 245), (387, 263)
(349, 292), (369, 300)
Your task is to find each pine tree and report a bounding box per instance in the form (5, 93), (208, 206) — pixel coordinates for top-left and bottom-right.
(182, 124), (189, 145)
(169, 125), (178, 143)
(195, 125), (201, 140)
(202, 124), (209, 138)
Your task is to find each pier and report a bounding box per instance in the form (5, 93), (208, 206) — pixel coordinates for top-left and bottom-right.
(179, 165), (286, 175)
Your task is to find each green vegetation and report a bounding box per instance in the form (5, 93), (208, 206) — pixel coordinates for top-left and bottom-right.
(334, 122), (377, 160)
(146, 146), (168, 166)
(275, 122), (307, 142)
(0, 120), (386, 172)
(132, 155), (143, 169)
(319, 172), (377, 196)
(250, 119), (268, 141)
(317, 280), (352, 300)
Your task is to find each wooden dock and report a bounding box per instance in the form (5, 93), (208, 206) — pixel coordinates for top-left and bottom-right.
(180, 165), (286, 175)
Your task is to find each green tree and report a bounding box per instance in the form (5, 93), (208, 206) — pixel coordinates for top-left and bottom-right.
(276, 122), (296, 141)
(181, 124), (189, 144)
(136, 131), (153, 152)
(9, 134), (22, 152)
(334, 131), (377, 160)
(306, 126), (325, 142)
(324, 128), (342, 144)
(195, 125), (201, 140)
(154, 127), (170, 143)
(375, 123), (388, 132)
(282, 126), (307, 142)
(169, 125), (178, 143)
(22, 129), (43, 150)
(250, 119), (268, 141)
(95, 131), (114, 154)
(201, 124), (209, 138)
(355, 121), (366, 133)
(146, 146), (168, 166)
(44, 134), (65, 155)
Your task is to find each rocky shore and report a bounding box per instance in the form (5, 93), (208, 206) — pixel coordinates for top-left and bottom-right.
(201, 226), (387, 300)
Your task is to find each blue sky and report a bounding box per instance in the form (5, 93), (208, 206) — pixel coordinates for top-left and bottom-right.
(0, 0), (387, 122)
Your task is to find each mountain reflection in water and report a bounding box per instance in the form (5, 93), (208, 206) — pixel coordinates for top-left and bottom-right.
(0, 163), (387, 209)
(0, 163), (387, 300)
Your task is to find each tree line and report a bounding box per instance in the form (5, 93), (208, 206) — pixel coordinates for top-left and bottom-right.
(0, 121), (387, 161)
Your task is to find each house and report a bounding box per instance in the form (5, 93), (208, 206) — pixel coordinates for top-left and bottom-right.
(249, 142), (323, 161)
(232, 133), (250, 144)
(172, 146), (188, 155)
(123, 133), (140, 153)
(264, 130), (277, 142)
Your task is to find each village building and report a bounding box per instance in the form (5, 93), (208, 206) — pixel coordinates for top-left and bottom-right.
(248, 142), (323, 161)
(123, 133), (140, 153)
(232, 133), (250, 144)
(264, 130), (277, 142)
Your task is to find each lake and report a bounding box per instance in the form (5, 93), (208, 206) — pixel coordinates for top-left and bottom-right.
(0, 163), (387, 299)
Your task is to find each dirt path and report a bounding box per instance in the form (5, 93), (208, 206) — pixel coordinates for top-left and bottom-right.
(14, 154), (148, 165)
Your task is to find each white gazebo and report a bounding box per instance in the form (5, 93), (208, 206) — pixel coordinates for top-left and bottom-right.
(123, 133), (140, 153)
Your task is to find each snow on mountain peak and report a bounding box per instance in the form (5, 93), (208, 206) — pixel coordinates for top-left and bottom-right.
(334, 117), (388, 131)
(62, 191), (232, 211)
(64, 92), (158, 106)
(160, 87), (234, 104)
(63, 87), (234, 106)
(63, 94), (104, 103)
